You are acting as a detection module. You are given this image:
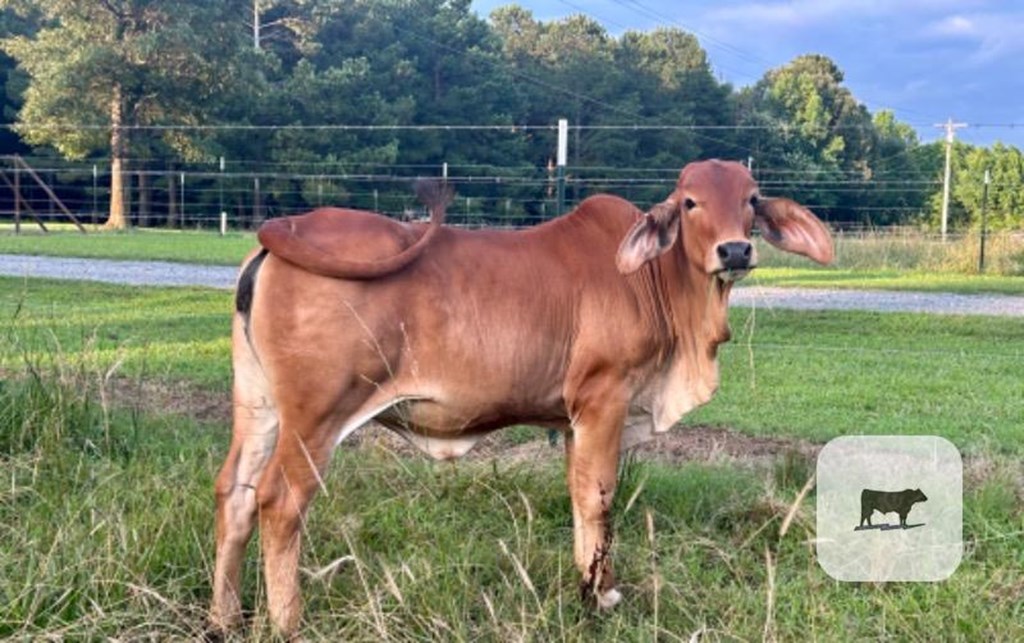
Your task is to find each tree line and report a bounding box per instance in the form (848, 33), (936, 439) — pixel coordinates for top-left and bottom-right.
(0, 0), (1019, 231)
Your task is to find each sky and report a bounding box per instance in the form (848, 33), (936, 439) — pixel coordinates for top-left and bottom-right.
(470, 0), (1024, 148)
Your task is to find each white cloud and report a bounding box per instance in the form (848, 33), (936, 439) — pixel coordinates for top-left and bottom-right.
(928, 15), (978, 37)
(700, 2), (1024, 67)
(705, 0), (990, 29)
(921, 12), (1024, 64)
(705, 0), (857, 28)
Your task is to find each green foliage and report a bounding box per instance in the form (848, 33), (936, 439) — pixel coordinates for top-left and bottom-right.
(0, 0), (255, 160)
(736, 55), (926, 223)
(944, 143), (1024, 231)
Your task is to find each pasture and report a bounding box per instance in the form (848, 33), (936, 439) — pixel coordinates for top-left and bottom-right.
(1, 276), (1022, 639)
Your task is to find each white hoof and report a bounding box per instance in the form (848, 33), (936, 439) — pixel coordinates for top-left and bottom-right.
(597, 588), (622, 609)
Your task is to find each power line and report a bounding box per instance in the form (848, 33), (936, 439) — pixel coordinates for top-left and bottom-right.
(964, 123), (1024, 129)
(369, 7), (760, 157)
(0, 122), (925, 133)
(0, 123), (553, 132)
(609, 0), (768, 76)
(556, 0), (761, 84)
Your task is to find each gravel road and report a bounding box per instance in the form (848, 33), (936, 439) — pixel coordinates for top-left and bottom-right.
(2, 253), (1023, 317)
(0, 253), (239, 289)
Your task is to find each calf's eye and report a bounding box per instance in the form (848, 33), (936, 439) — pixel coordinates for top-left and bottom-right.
(684, 198), (697, 210)
(749, 195), (759, 207)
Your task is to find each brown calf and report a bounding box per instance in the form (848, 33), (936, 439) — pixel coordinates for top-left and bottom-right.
(210, 160), (833, 635)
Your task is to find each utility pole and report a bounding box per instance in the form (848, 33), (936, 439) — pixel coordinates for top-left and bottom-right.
(550, 118), (568, 449)
(253, 0), (261, 49)
(219, 156), (226, 236)
(934, 118), (966, 242)
(556, 118), (568, 215)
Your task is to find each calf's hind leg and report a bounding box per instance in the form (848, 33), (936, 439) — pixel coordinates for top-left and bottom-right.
(254, 412), (342, 637)
(210, 317), (279, 631)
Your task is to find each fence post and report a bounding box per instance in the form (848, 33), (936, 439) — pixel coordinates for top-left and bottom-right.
(556, 118), (567, 216)
(180, 171), (185, 228)
(92, 164), (98, 227)
(253, 176), (262, 224)
(13, 162), (20, 234)
(979, 168), (990, 273)
(219, 156), (226, 234)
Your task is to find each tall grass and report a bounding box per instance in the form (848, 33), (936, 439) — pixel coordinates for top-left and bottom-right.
(0, 340), (220, 638)
(1, 351), (1022, 640)
(757, 229), (1024, 275)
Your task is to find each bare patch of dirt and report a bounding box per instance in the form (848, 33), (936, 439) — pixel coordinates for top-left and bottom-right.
(107, 376), (231, 425)
(348, 423), (819, 469)
(109, 377), (819, 467)
(74, 375), (1024, 499)
(0, 368), (231, 425)
(628, 425), (820, 465)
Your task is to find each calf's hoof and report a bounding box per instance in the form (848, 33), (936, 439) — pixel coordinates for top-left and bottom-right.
(596, 587), (622, 610)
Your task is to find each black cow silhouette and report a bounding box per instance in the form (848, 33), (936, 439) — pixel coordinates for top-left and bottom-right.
(859, 488), (927, 529)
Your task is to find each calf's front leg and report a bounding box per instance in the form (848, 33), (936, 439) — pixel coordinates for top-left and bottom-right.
(564, 395), (625, 609)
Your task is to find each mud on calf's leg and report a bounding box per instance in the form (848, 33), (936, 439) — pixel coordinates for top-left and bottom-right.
(579, 483), (621, 609)
(565, 409), (624, 610)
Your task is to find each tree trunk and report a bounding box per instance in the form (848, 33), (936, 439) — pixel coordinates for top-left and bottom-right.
(105, 84), (129, 229)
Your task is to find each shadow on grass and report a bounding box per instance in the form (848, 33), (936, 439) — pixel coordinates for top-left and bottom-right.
(853, 523), (925, 532)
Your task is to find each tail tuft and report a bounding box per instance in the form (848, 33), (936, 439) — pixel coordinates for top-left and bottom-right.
(414, 178), (455, 217)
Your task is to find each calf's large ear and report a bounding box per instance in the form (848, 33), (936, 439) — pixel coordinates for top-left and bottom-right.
(616, 199), (681, 274)
(754, 198), (834, 265)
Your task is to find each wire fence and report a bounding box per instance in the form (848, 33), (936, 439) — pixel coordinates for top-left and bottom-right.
(0, 154), (1018, 235)
(0, 155), (933, 230)
(0, 159), (612, 230)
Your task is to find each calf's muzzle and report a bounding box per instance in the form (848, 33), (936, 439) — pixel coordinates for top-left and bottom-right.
(715, 240), (753, 271)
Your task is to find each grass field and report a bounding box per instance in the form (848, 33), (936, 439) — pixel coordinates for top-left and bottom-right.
(0, 227), (256, 266)
(747, 267), (1024, 295)
(1, 277), (1022, 639)
(2, 227), (1023, 294)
